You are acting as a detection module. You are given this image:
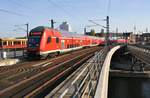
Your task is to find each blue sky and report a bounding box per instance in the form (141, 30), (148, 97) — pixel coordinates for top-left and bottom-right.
(0, 0), (150, 37)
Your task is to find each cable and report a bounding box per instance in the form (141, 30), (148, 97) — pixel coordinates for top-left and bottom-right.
(10, 0), (46, 14)
(47, 0), (82, 21)
(89, 20), (106, 28)
(106, 0), (111, 16)
(0, 8), (26, 16)
(47, 0), (73, 18)
(9, 0), (32, 10)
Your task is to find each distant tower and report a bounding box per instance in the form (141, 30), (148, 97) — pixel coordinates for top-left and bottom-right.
(146, 28), (148, 33)
(59, 22), (72, 32)
(133, 25), (136, 34)
(115, 28), (118, 39)
(84, 28), (86, 35)
(116, 28), (118, 33)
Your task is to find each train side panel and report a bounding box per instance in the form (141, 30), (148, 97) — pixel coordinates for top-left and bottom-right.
(39, 29), (61, 55)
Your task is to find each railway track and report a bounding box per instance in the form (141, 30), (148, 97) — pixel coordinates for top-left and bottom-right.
(0, 48), (88, 78)
(133, 44), (150, 50)
(0, 46), (101, 98)
(0, 47), (97, 81)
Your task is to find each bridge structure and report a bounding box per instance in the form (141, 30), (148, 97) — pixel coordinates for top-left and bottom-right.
(94, 45), (150, 98)
(40, 46), (119, 98)
(54, 45), (150, 98)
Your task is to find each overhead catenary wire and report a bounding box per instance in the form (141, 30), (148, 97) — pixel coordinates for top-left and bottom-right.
(47, 0), (83, 22)
(106, 0), (111, 16)
(105, 0), (111, 34)
(9, 0), (49, 17)
(89, 20), (106, 28)
(8, 0), (32, 10)
(48, 0), (71, 17)
(86, 0), (112, 31)
(0, 8), (26, 16)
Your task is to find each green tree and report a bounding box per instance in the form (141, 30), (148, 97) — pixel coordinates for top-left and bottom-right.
(90, 29), (95, 36)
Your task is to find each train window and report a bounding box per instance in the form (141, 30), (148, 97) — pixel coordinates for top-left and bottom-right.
(3, 41), (7, 45)
(56, 37), (59, 43)
(67, 45), (69, 48)
(47, 37), (51, 43)
(8, 41), (12, 45)
(23, 41), (25, 45)
(14, 41), (16, 45)
(14, 41), (21, 45)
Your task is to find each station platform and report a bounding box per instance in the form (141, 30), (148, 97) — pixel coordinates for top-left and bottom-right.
(0, 59), (19, 66)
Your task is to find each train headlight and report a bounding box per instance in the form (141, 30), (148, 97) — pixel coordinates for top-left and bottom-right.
(36, 44), (39, 47)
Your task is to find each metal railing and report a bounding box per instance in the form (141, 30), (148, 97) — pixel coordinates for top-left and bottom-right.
(58, 48), (107, 98)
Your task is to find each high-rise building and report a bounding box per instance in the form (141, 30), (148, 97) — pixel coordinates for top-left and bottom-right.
(59, 22), (72, 32)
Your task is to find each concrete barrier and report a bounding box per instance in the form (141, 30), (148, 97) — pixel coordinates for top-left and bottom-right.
(94, 46), (121, 98)
(0, 59), (19, 66)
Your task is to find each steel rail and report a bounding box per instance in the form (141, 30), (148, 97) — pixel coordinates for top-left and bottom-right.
(0, 47), (99, 90)
(24, 53), (93, 98)
(128, 45), (150, 65)
(48, 48), (107, 98)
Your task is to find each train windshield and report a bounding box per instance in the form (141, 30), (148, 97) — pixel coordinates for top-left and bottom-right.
(28, 36), (41, 47)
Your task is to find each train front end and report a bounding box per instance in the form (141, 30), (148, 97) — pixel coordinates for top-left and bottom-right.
(27, 26), (44, 58)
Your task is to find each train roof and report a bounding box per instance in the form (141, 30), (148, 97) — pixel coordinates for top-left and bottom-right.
(30, 26), (81, 37)
(60, 30), (104, 40)
(60, 30), (81, 38)
(30, 26), (104, 40)
(30, 26), (50, 33)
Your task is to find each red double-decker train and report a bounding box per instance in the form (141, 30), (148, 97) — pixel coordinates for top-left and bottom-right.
(27, 26), (104, 58)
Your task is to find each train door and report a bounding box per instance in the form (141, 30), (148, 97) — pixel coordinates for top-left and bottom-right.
(61, 40), (65, 49)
